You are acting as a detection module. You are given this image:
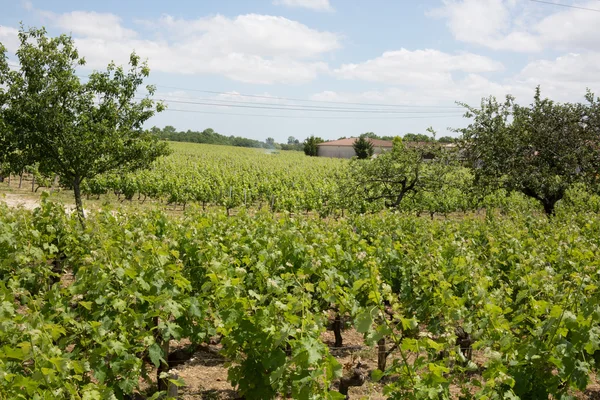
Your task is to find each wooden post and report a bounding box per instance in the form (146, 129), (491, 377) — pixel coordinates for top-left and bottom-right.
(333, 313), (343, 348)
(377, 337), (387, 372)
(166, 372), (178, 398)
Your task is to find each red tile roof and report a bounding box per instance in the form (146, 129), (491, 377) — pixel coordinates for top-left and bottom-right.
(317, 137), (393, 147)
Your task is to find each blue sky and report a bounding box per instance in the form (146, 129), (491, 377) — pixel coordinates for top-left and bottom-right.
(2, 0), (600, 142)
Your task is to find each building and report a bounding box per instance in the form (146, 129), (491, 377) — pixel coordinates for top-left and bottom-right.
(317, 138), (393, 159)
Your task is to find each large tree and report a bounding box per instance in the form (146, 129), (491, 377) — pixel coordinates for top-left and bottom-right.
(0, 27), (170, 223)
(457, 87), (600, 215)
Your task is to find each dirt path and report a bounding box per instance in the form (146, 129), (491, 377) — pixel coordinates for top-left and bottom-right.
(0, 193), (42, 210)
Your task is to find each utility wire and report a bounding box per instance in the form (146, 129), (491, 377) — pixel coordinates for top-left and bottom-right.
(155, 84), (463, 109)
(528, 0), (600, 12)
(155, 93), (462, 111)
(164, 108), (465, 120)
(153, 98), (463, 114)
(9, 63), (462, 110)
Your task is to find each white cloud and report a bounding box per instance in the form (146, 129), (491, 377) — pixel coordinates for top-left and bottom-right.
(516, 52), (600, 100)
(24, 9), (340, 84)
(142, 14), (340, 59)
(428, 0), (540, 52)
(534, 2), (600, 52)
(334, 49), (503, 86)
(429, 0), (600, 53)
(320, 50), (600, 112)
(313, 74), (525, 108)
(273, 0), (333, 12)
(50, 11), (138, 41)
(0, 26), (20, 52)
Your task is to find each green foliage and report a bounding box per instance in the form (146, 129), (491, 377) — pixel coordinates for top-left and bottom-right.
(438, 136), (455, 143)
(152, 126), (274, 149)
(352, 137), (375, 159)
(303, 135), (324, 157)
(2, 200), (600, 398)
(457, 86), (600, 215)
(360, 132), (395, 141)
(402, 133), (432, 142)
(346, 138), (450, 210)
(0, 26), (170, 223)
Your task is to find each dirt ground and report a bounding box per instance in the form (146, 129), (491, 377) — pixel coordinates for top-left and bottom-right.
(0, 192), (41, 210)
(170, 328), (386, 400)
(162, 327), (600, 399)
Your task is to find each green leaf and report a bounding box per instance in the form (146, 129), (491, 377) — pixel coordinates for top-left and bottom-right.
(355, 309), (374, 333)
(148, 343), (163, 368)
(371, 369), (385, 382)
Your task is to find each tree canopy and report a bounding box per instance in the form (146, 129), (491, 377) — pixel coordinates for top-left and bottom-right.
(303, 136), (323, 157)
(347, 137), (447, 210)
(403, 133), (432, 142)
(352, 136), (374, 159)
(0, 27), (170, 223)
(457, 87), (600, 215)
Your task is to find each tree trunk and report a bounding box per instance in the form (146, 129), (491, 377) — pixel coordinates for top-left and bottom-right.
(338, 362), (367, 399)
(377, 337), (387, 372)
(73, 178), (85, 226)
(155, 316), (171, 394)
(333, 313), (343, 348)
(18, 172), (23, 189)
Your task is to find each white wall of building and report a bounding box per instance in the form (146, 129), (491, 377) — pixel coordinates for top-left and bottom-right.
(317, 145), (390, 159)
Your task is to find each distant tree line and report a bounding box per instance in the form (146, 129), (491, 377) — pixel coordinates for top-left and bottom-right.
(151, 126), (270, 149)
(338, 132), (456, 143)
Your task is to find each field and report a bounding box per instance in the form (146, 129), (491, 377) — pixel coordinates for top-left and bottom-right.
(2, 142), (600, 399)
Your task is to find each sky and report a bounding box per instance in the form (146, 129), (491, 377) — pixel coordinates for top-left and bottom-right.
(1, 0), (600, 142)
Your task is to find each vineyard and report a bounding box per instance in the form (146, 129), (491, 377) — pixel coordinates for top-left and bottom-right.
(1, 190), (600, 399)
(72, 142), (594, 217)
(3, 16), (600, 400)
(81, 143), (349, 215)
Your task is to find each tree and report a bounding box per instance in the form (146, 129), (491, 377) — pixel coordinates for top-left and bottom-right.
(358, 132), (395, 141)
(438, 136), (455, 143)
(353, 137), (374, 159)
(360, 132), (377, 139)
(403, 133), (431, 142)
(456, 87), (600, 215)
(265, 137), (276, 148)
(287, 136), (299, 145)
(0, 27), (170, 223)
(303, 136), (323, 157)
(347, 137), (445, 209)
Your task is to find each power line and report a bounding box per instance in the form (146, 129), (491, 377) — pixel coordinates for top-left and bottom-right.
(155, 93), (462, 112)
(164, 108), (465, 120)
(154, 98), (463, 114)
(528, 0), (600, 12)
(9, 63), (463, 111)
(155, 84), (463, 109)
(12, 65), (462, 110)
